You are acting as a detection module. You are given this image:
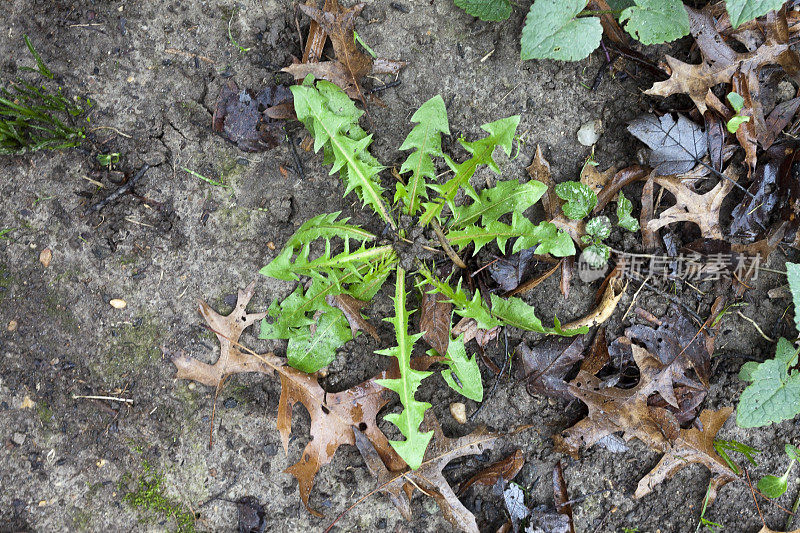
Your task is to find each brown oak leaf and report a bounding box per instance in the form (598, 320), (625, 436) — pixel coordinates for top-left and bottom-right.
(353, 412), (498, 533)
(325, 293), (379, 340)
(518, 336), (586, 401)
(457, 449), (524, 496)
(648, 165), (739, 240)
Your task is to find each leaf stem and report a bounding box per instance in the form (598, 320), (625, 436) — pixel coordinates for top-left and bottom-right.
(431, 219), (467, 269)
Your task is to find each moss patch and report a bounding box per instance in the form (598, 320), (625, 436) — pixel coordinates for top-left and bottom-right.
(92, 317), (162, 382)
(122, 460), (196, 533)
(0, 263), (12, 304)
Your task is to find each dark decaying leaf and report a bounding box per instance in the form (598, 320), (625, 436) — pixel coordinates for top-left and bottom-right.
(420, 286), (453, 356)
(353, 413), (498, 533)
(762, 96), (800, 149)
(212, 81), (293, 152)
(703, 110), (727, 173)
(593, 165), (650, 213)
(552, 461), (575, 533)
(457, 449), (524, 496)
(580, 327), (609, 376)
(640, 174), (659, 250)
(627, 113), (708, 175)
(519, 337), (586, 400)
(236, 496), (266, 533)
(325, 293), (380, 340)
(731, 72), (759, 171)
(489, 248), (536, 293)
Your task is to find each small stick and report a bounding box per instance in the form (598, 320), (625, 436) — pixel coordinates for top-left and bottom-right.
(736, 311), (775, 342)
(787, 486), (800, 530)
(431, 219), (467, 269)
(73, 394), (134, 405)
(84, 164), (151, 215)
(745, 468), (767, 529)
(368, 80), (401, 94)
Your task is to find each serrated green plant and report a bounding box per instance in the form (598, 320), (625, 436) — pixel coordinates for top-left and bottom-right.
(553, 181), (639, 269)
(1, 35), (90, 155)
(454, 0), (785, 61)
(736, 261), (800, 428)
(259, 79), (585, 466)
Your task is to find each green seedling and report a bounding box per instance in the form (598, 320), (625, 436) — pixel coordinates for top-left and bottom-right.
(695, 481), (723, 532)
(182, 167), (231, 189)
(354, 31), (377, 58)
(758, 444), (800, 499)
(97, 152), (120, 168)
(0, 228), (16, 241)
(227, 8), (251, 54)
(713, 438), (760, 475)
(725, 91), (750, 133)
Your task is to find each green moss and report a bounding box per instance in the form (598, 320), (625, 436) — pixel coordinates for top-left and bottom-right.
(123, 461), (196, 533)
(71, 508), (92, 530)
(36, 402), (54, 425)
(0, 263), (12, 303)
(93, 317), (162, 382)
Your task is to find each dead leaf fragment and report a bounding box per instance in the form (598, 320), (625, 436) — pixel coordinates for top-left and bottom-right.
(560, 280), (626, 331)
(457, 449), (524, 496)
(420, 286), (453, 356)
(38, 248), (52, 268)
(627, 113), (708, 175)
(325, 293), (379, 340)
(519, 336), (586, 400)
(212, 81), (293, 152)
(553, 461), (575, 533)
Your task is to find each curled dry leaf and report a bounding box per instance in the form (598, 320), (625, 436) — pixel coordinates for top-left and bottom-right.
(212, 81), (293, 152)
(325, 293), (380, 340)
(553, 460), (575, 533)
(518, 336), (586, 401)
(353, 412), (498, 533)
(457, 449), (524, 496)
(451, 316), (500, 348)
(648, 165), (739, 240)
(560, 279), (626, 331)
(419, 285), (453, 356)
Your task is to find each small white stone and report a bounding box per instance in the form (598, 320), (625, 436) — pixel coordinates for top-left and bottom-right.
(577, 119), (603, 146)
(109, 299), (127, 309)
(450, 402), (467, 424)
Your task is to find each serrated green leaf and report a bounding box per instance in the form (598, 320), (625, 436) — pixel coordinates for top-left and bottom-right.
(286, 211), (375, 248)
(287, 309), (352, 372)
(616, 192), (640, 232)
(736, 337), (800, 428)
(786, 443), (800, 462)
(786, 262), (800, 333)
(375, 267), (434, 470)
(489, 294), (588, 336)
(450, 179), (547, 229)
(420, 116), (520, 225)
(418, 266), (501, 330)
(396, 95), (450, 215)
(757, 474), (789, 498)
(555, 181), (598, 220)
(520, 0), (602, 61)
(725, 0), (785, 29)
(454, 0), (512, 21)
(619, 0), (689, 45)
(291, 79), (395, 227)
(447, 214), (575, 256)
(440, 335), (483, 401)
(586, 216), (611, 239)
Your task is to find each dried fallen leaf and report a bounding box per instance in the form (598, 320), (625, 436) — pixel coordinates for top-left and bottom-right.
(212, 81), (293, 152)
(553, 461), (575, 533)
(353, 413), (498, 533)
(457, 449), (524, 496)
(325, 293), (380, 340)
(593, 165), (650, 213)
(420, 285), (453, 356)
(284, 0), (405, 102)
(627, 113), (708, 175)
(38, 248), (52, 268)
(236, 496), (266, 533)
(648, 165), (739, 240)
(731, 72), (759, 171)
(518, 337), (586, 401)
(560, 279), (626, 331)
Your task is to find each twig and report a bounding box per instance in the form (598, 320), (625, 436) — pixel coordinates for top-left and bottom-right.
(745, 468), (767, 529)
(164, 48), (214, 64)
(72, 394), (134, 405)
(84, 164), (151, 215)
(621, 274), (650, 322)
(736, 311), (775, 342)
(431, 219), (467, 269)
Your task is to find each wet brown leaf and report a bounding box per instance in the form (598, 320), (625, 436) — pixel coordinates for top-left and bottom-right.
(561, 279), (626, 331)
(519, 336), (586, 401)
(762, 96), (800, 149)
(457, 449), (524, 496)
(703, 110), (727, 173)
(593, 165), (650, 213)
(325, 293), (379, 340)
(731, 72), (759, 171)
(354, 412), (498, 533)
(420, 285), (453, 356)
(553, 461), (574, 533)
(580, 327), (609, 376)
(212, 81), (293, 152)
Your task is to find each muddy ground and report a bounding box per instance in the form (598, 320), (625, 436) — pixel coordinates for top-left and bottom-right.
(0, 0), (797, 532)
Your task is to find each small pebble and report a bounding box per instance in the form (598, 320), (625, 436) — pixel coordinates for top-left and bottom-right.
(450, 402), (467, 424)
(109, 299), (127, 309)
(7, 320), (18, 332)
(12, 433), (25, 446)
(577, 119), (603, 146)
(223, 397), (237, 409)
(39, 248), (52, 268)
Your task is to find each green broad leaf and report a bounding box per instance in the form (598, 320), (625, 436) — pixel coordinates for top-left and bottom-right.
(287, 309), (352, 372)
(586, 216), (611, 239)
(421, 115), (520, 225)
(375, 267), (434, 470)
(440, 335), (484, 401)
(447, 214), (574, 256)
(520, 0), (602, 61)
(454, 0), (512, 21)
(727, 92), (745, 113)
(736, 337), (800, 428)
(583, 243), (611, 268)
(616, 192), (640, 232)
(757, 473), (789, 498)
(738, 361), (760, 382)
(291, 79), (395, 228)
(619, 0), (690, 45)
(725, 0), (785, 29)
(726, 115), (750, 134)
(555, 181), (598, 220)
(396, 95), (450, 215)
(786, 262), (800, 333)
(489, 294), (588, 336)
(450, 179), (547, 229)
